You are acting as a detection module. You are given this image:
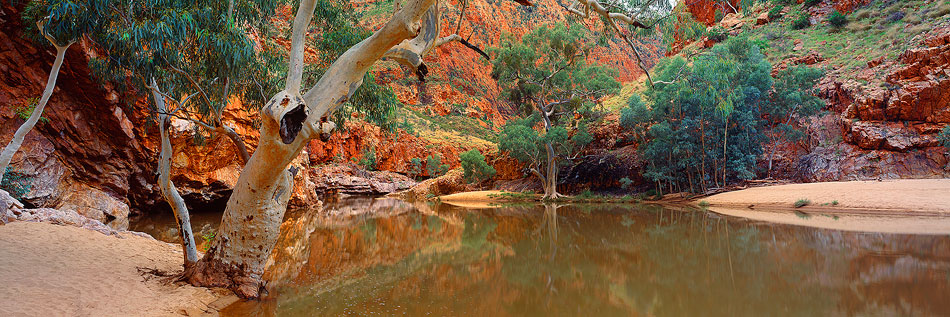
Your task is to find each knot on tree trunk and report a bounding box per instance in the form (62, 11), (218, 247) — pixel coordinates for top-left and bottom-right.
(264, 90), (309, 144)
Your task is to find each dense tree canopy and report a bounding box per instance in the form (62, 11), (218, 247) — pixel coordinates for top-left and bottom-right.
(629, 35), (823, 194)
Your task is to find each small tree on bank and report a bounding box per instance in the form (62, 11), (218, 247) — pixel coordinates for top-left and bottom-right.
(493, 24), (619, 199)
(460, 149), (496, 183)
(0, 1), (99, 184)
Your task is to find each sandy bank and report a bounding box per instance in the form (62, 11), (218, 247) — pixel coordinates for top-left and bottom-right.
(0, 221), (233, 316)
(701, 179), (950, 214)
(436, 190), (510, 208)
(701, 179), (950, 234)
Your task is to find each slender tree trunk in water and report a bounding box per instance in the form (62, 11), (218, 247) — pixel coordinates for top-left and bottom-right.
(541, 112), (561, 200)
(0, 31), (72, 183)
(543, 141), (560, 199)
(722, 115), (728, 186)
(185, 0), (439, 298)
(151, 82), (199, 267)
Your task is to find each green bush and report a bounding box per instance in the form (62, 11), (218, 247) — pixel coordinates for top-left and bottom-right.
(938, 126), (950, 149)
(425, 154), (450, 177)
(1, 167), (31, 201)
(358, 147), (377, 171)
(792, 13), (811, 29)
(408, 158), (422, 179)
(459, 149), (496, 183)
(706, 26), (728, 42)
(827, 10), (848, 28)
(619, 177), (635, 189)
(768, 5), (784, 20)
(794, 198), (811, 208)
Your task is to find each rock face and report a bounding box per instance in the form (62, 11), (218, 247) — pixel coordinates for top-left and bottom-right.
(310, 164), (417, 196)
(0, 3), (154, 229)
(799, 28), (950, 181)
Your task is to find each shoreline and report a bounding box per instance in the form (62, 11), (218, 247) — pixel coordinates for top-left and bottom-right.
(697, 179), (950, 234)
(697, 179), (950, 214)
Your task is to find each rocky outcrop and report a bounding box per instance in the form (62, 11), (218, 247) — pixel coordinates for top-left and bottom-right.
(0, 3), (155, 228)
(310, 164), (417, 196)
(799, 28), (950, 181)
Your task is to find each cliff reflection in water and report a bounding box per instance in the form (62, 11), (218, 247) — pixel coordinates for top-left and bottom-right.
(220, 197), (950, 316)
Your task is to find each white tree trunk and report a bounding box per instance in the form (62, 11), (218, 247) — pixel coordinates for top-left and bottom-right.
(150, 81), (200, 267)
(186, 0), (438, 298)
(541, 112), (561, 200)
(0, 34), (72, 183)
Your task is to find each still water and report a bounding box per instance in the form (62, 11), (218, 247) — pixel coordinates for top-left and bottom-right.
(133, 197), (950, 316)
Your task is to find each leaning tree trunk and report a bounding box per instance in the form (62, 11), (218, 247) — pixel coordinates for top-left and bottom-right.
(150, 82), (200, 268)
(0, 29), (72, 184)
(185, 0), (439, 298)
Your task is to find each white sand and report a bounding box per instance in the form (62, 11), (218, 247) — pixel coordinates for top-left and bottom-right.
(701, 179), (950, 213)
(0, 221), (229, 316)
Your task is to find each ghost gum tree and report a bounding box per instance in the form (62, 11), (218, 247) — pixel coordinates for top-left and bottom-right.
(0, 1), (101, 183)
(182, 0), (518, 298)
(494, 24), (620, 199)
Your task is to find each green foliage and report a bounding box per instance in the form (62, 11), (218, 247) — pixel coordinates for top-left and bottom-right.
(768, 5), (784, 20)
(803, 0), (821, 7)
(792, 13), (811, 29)
(794, 198), (811, 208)
(1, 167), (31, 201)
(459, 149), (496, 183)
(619, 177), (635, 189)
(200, 231), (216, 252)
(939, 126), (950, 149)
(698, 200), (710, 207)
(706, 26), (728, 42)
(633, 36), (823, 194)
(425, 154), (450, 177)
(492, 24), (616, 185)
(358, 147), (377, 171)
(13, 97), (49, 124)
(827, 10), (848, 28)
(408, 158), (423, 179)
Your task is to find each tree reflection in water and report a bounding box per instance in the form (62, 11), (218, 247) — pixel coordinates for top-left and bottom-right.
(222, 198), (950, 316)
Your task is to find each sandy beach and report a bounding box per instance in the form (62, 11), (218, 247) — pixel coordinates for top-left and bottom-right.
(700, 179), (950, 214)
(0, 221), (232, 316)
(700, 179), (950, 234)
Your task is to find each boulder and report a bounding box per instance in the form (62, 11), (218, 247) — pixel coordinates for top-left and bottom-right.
(756, 12), (770, 25)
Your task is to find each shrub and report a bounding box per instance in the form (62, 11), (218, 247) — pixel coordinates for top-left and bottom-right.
(459, 149), (496, 183)
(768, 5), (784, 20)
(619, 177), (635, 189)
(885, 11), (905, 23)
(425, 154), (450, 177)
(698, 200), (710, 207)
(706, 26), (728, 42)
(803, 0), (821, 7)
(827, 10), (848, 28)
(0, 167), (31, 201)
(794, 198), (811, 208)
(358, 147), (377, 171)
(938, 125), (950, 149)
(792, 13), (811, 29)
(408, 158), (423, 179)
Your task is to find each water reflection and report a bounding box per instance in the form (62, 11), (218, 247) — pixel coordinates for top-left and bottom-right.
(150, 197), (949, 316)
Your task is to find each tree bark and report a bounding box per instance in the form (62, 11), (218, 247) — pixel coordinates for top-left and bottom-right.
(540, 112), (562, 200)
(186, 0), (439, 299)
(150, 80), (200, 268)
(0, 26), (72, 184)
